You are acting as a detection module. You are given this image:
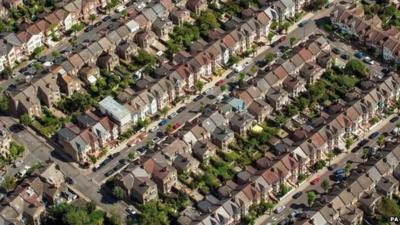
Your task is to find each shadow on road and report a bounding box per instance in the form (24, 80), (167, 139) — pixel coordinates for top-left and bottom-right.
(99, 185), (119, 204)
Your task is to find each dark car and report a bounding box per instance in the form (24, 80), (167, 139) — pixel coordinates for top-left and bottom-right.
(84, 25), (94, 32)
(66, 176), (74, 185)
(102, 15), (111, 21)
(94, 21), (102, 27)
(381, 68), (390, 74)
(278, 218), (289, 225)
(193, 95), (202, 102)
(7, 84), (17, 91)
(292, 192), (302, 199)
(358, 139), (368, 147)
(390, 116), (399, 123)
(159, 119), (168, 126)
(119, 159), (128, 165)
(177, 106), (186, 113)
(104, 170), (115, 177)
(340, 54), (349, 60)
(108, 152), (120, 159)
(328, 163), (338, 170)
(369, 131), (380, 139)
(332, 47), (341, 54)
(137, 146), (148, 155)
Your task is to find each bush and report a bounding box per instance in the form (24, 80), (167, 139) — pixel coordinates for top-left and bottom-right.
(9, 142), (25, 159)
(314, 160), (326, 171)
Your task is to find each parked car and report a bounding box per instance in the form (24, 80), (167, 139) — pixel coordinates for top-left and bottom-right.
(193, 95), (202, 102)
(177, 106), (186, 113)
(159, 119), (168, 126)
(328, 163), (338, 170)
(278, 219), (289, 225)
(172, 122), (181, 130)
(289, 209), (302, 218)
(354, 51), (364, 59)
(136, 147), (147, 156)
(334, 168), (345, 175)
(279, 36), (287, 43)
(292, 192), (303, 199)
(168, 112), (178, 119)
(369, 131), (380, 139)
(216, 79), (224, 86)
(102, 15), (111, 21)
(390, 116), (399, 123)
(299, 20), (309, 27)
(94, 21), (102, 27)
(17, 166), (30, 177)
(105, 170), (115, 177)
(340, 54), (349, 60)
(149, 125), (159, 133)
(310, 176), (321, 185)
(126, 206), (137, 216)
(332, 47), (341, 54)
(363, 56), (374, 65)
(152, 137), (161, 144)
(66, 176), (74, 185)
(115, 5), (127, 13)
(274, 205), (286, 214)
(358, 139), (368, 147)
(84, 25), (94, 32)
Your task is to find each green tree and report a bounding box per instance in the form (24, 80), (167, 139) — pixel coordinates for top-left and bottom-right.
(377, 197), (400, 218)
(194, 80), (204, 93)
(121, 9), (128, 18)
(282, 21), (291, 33)
(128, 152), (136, 161)
(139, 200), (170, 225)
(307, 191), (317, 207)
(344, 162), (352, 176)
(326, 151), (334, 166)
(321, 179), (330, 193)
(308, 0), (328, 10)
(161, 106), (170, 118)
(220, 84), (227, 92)
(19, 114), (32, 126)
(346, 59), (368, 77)
(0, 94), (9, 114)
(289, 37), (296, 47)
(108, 209), (122, 225)
(362, 147), (369, 163)
(345, 137), (354, 150)
(267, 32), (275, 44)
(112, 186), (126, 200)
(377, 135), (385, 146)
(134, 49), (157, 66)
(89, 14), (96, 24)
(265, 52), (276, 64)
(165, 124), (173, 134)
(1, 176), (16, 192)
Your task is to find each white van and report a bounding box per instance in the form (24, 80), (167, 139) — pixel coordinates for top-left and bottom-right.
(115, 5), (127, 13)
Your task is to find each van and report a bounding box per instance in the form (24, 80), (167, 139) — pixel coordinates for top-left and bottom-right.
(115, 5), (126, 13)
(274, 205), (286, 214)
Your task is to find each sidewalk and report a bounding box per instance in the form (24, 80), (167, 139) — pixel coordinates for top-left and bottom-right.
(255, 114), (396, 225)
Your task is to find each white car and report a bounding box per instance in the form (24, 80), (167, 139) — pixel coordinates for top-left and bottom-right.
(126, 206), (137, 216)
(363, 56), (374, 65)
(115, 5), (127, 13)
(149, 125), (159, 133)
(17, 166), (31, 177)
(274, 205), (286, 214)
(168, 112), (178, 119)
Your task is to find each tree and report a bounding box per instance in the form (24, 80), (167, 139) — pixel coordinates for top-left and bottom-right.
(265, 52), (276, 64)
(362, 147), (369, 163)
(63, 207), (91, 225)
(344, 162), (352, 176)
(307, 191), (317, 208)
(308, 0), (328, 10)
(345, 137), (354, 150)
(19, 114), (32, 126)
(326, 151), (334, 166)
(0, 94), (9, 114)
(161, 106), (170, 118)
(377, 197), (400, 218)
(345, 59), (368, 77)
(267, 32), (275, 44)
(121, 9), (128, 18)
(112, 186), (126, 200)
(289, 37), (296, 47)
(139, 200), (170, 225)
(165, 124), (173, 134)
(377, 135), (385, 146)
(89, 14), (96, 24)
(1, 176), (16, 192)
(194, 80), (204, 93)
(220, 84), (227, 92)
(134, 49), (157, 66)
(321, 179), (330, 193)
(282, 21), (291, 33)
(128, 152), (136, 161)
(108, 209), (122, 225)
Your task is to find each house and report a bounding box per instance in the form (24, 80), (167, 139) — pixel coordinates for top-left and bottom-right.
(63, 0), (82, 30)
(211, 125), (235, 151)
(377, 175), (399, 198)
(173, 153), (200, 173)
(152, 17), (174, 40)
(283, 75), (306, 98)
(161, 138), (191, 161)
(1, 33), (24, 67)
(97, 52), (119, 71)
(31, 73), (61, 109)
(0, 126), (11, 158)
(135, 30), (156, 48)
(170, 9), (191, 25)
(143, 154), (178, 193)
(266, 87), (290, 110)
(300, 63), (323, 84)
(229, 112), (255, 136)
(0, 177), (46, 225)
(79, 65), (99, 85)
(6, 85), (41, 118)
(138, 90), (158, 115)
(57, 73), (81, 97)
(186, 0), (207, 15)
(192, 140), (217, 161)
(248, 99), (272, 123)
(17, 27), (43, 55)
(81, 0), (100, 23)
(98, 96), (132, 133)
(359, 192), (381, 215)
(116, 41), (137, 60)
(273, 0), (295, 20)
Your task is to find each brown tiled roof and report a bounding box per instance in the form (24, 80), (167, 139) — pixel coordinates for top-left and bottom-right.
(35, 20), (50, 33)
(222, 34), (236, 48)
(273, 65), (289, 80)
(298, 48), (313, 62)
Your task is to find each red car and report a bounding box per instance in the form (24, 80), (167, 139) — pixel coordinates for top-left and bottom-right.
(279, 36), (287, 43)
(311, 176), (321, 185)
(216, 79), (224, 86)
(172, 122), (181, 130)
